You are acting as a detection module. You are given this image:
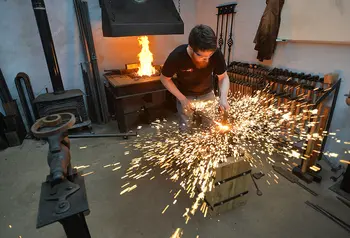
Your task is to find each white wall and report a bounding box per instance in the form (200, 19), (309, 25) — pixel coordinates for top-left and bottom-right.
(0, 0), (196, 115)
(0, 0), (84, 117)
(197, 0), (350, 160)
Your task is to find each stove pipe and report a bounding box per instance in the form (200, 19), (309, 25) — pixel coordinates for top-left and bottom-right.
(31, 0), (65, 93)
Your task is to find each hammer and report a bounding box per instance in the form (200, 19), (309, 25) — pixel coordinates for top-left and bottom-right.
(222, 110), (229, 124)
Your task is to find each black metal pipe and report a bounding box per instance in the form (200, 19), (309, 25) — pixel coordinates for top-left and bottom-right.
(81, 1), (109, 123)
(0, 68), (13, 103)
(31, 0), (65, 94)
(75, 0), (108, 123)
(80, 64), (96, 122)
(74, 0), (102, 123)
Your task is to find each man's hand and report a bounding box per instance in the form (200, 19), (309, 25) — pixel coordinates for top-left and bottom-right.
(219, 96), (230, 111)
(179, 97), (194, 115)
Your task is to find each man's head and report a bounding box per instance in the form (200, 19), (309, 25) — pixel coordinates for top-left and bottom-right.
(188, 25), (217, 68)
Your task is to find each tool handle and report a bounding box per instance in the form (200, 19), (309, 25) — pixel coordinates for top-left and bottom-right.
(296, 182), (318, 196)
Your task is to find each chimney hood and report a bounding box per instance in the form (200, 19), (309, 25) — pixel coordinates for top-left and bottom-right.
(101, 0), (184, 37)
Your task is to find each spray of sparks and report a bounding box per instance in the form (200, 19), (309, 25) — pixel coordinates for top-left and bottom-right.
(120, 90), (347, 223)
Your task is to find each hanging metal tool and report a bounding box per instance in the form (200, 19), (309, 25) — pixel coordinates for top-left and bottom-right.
(15, 73), (36, 136)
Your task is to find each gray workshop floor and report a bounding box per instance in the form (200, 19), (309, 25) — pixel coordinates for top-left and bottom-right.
(0, 120), (349, 238)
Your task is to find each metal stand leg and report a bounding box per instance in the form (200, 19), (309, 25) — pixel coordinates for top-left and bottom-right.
(59, 213), (91, 238)
(340, 164), (350, 193)
(115, 98), (127, 133)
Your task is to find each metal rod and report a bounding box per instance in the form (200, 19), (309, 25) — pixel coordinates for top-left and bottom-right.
(216, 12), (220, 42)
(31, 0), (65, 93)
(305, 201), (350, 232)
(314, 79), (340, 107)
(227, 12), (235, 65)
(68, 132), (137, 138)
(78, 0), (105, 123)
(219, 13), (224, 51)
(74, 0), (102, 123)
(81, 1), (110, 123)
(73, 0), (102, 123)
(80, 64), (96, 122)
(223, 12), (229, 59)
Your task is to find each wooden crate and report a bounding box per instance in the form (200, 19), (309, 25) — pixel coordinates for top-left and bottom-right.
(202, 153), (252, 216)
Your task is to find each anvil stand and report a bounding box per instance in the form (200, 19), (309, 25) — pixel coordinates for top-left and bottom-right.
(32, 113), (91, 238)
(340, 165), (350, 193)
(329, 163), (350, 201)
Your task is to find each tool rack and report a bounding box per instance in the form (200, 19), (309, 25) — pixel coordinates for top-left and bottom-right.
(227, 61), (341, 183)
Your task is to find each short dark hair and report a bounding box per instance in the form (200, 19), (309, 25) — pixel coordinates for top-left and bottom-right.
(188, 24), (217, 52)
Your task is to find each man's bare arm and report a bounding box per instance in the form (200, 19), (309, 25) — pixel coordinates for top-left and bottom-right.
(160, 74), (186, 101)
(217, 72), (230, 110)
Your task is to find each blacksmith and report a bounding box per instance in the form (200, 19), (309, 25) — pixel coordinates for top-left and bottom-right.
(160, 24), (230, 131)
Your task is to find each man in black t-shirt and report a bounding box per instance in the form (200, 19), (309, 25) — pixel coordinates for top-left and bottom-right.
(160, 24), (230, 131)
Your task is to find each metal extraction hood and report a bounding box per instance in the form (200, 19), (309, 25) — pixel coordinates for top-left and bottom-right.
(101, 0), (184, 37)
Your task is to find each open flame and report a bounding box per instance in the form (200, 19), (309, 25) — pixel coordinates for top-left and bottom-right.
(137, 36), (156, 76)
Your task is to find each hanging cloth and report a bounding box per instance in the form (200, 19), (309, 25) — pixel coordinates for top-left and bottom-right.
(253, 0), (285, 61)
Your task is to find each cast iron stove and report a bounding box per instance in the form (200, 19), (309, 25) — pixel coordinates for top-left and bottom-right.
(31, 0), (91, 130)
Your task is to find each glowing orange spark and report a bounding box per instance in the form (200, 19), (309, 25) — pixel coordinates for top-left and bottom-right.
(214, 121), (230, 132)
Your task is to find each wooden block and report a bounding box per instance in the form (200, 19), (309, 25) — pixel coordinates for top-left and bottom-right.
(201, 153), (252, 216)
(214, 156), (251, 183)
(207, 192), (248, 216)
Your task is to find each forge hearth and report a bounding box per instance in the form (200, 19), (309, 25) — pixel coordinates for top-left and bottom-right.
(104, 64), (169, 133)
(105, 66), (162, 87)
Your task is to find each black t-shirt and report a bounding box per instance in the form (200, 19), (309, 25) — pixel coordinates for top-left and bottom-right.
(161, 44), (227, 96)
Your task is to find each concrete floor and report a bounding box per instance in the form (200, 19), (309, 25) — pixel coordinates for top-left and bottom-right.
(1, 121), (350, 238)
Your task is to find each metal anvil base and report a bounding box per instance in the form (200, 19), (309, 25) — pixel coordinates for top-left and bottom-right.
(37, 170), (91, 238)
